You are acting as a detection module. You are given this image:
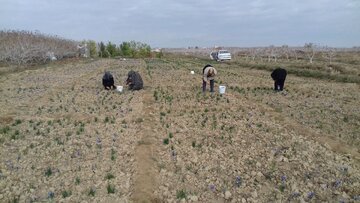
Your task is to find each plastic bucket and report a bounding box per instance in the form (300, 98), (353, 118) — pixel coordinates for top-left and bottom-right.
(116, 86), (123, 93)
(219, 85), (226, 94)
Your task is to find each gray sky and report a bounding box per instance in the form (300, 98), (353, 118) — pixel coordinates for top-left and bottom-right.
(1, 0), (359, 48)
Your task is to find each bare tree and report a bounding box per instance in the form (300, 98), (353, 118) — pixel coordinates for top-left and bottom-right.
(281, 45), (290, 61)
(304, 43), (316, 64)
(322, 46), (336, 65)
(249, 48), (260, 61)
(265, 45), (280, 62)
(0, 30), (78, 65)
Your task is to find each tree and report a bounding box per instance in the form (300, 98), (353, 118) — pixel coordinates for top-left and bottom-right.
(98, 42), (109, 58)
(119, 41), (151, 58)
(322, 46), (336, 65)
(249, 48), (260, 61)
(281, 45), (290, 61)
(106, 42), (118, 57)
(87, 40), (97, 58)
(119, 42), (133, 57)
(304, 43), (316, 64)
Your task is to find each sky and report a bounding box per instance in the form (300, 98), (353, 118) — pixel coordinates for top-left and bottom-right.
(0, 0), (359, 48)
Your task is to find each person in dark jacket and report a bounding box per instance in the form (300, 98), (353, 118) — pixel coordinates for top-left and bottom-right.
(126, 70), (143, 90)
(271, 68), (287, 91)
(102, 71), (116, 90)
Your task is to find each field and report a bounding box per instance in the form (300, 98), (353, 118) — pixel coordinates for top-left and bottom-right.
(0, 54), (360, 202)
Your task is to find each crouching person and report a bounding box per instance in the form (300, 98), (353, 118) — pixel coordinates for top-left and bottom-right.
(202, 64), (217, 94)
(126, 70), (143, 90)
(103, 71), (116, 90)
(271, 68), (287, 91)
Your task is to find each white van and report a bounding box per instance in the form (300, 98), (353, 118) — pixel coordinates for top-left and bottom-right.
(210, 50), (232, 61)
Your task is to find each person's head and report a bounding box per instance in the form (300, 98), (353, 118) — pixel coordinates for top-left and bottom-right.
(128, 70), (135, 77)
(207, 67), (215, 77)
(103, 71), (113, 79)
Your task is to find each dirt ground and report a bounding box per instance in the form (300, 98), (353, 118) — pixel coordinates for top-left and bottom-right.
(0, 57), (359, 202)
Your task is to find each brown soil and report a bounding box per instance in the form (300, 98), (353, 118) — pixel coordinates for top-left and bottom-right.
(0, 57), (359, 202)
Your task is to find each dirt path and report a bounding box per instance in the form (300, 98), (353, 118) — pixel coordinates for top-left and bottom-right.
(132, 65), (161, 203)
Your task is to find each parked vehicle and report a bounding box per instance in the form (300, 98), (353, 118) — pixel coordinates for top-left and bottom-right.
(210, 50), (232, 61)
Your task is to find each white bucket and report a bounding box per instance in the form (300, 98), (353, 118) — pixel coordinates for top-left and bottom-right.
(190, 71), (195, 74)
(116, 86), (123, 93)
(219, 85), (226, 94)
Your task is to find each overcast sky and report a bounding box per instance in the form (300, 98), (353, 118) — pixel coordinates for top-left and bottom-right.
(1, 0), (359, 48)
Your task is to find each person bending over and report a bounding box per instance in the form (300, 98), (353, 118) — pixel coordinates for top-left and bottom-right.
(202, 64), (217, 94)
(102, 71), (116, 90)
(126, 70), (143, 90)
(271, 68), (287, 91)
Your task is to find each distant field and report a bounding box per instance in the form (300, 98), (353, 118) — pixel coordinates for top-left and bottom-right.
(0, 55), (359, 202)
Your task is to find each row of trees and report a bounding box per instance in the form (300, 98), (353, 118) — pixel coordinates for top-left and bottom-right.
(0, 30), (154, 65)
(244, 43), (339, 64)
(97, 41), (151, 58)
(0, 30), (78, 65)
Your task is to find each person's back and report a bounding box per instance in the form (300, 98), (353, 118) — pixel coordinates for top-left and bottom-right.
(102, 71), (115, 90)
(202, 64), (217, 94)
(271, 68), (287, 91)
(126, 71), (143, 90)
(271, 68), (287, 81)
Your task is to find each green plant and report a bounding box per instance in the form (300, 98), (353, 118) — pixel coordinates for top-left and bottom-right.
(106, 173), (115, 180)
(163, 138), (169, 145)
(168, 132), (173, 138)
(0, 126), (10, 134)
(75, 177), (80, 185)
(111, 149), (116, 161)
(88, 188), (96, 196)
(13, 119), (22, 126)
(45, 167), (52, 177)
(11, 130), (20, 140)
(279, 184), (285, 192)
(62, 190), (72, 198)
(154, 90), (159, 101)
(176, 190), (187, 199)
(107, 184), (115, 194)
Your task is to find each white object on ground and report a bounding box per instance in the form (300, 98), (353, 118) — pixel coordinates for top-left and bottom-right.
(191, 71), (195, 74)
(116, 86), (123, 93)
(219, 85), (226, 94)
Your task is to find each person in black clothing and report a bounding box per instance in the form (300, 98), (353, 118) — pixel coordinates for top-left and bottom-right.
(271, 68), (287, 91)
(125, 70), (143, 90)
(102, 71), (116, 90)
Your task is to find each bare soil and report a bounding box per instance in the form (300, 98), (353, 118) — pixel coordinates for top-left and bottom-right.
(0, 57), (359, 202)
